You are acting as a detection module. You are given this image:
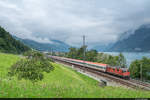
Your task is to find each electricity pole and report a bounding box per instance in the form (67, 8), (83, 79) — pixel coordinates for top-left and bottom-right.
(50, 48), (51, 56)
(83, 35), (86, 62)
(140, 62), (142, 81)
(51, 48), (53, 56)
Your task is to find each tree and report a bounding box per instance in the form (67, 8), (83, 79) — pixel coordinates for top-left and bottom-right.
(67, 47), (78, 59)
(97, 53), (107, 63)
(86, 49), (98, 62)
(129, 57), (150, 80)
(76, 46), (87, 60)
(129, 59), (141, 79)
(117, 53), (127, 68)
(106, 55), (117, 66)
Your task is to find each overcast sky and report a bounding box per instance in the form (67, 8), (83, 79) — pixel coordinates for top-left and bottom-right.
(0, 0), (150, 48)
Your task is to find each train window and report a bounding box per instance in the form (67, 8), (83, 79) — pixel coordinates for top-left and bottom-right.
(122, 70), (127, 73)
(117, 69), (119, 71)
(86, 63), (106, 70)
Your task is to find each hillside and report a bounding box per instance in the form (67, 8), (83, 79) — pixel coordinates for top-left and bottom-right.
(14, 36), (70, 52)
(0, 26), (30, 54)
(0, 53), (150, 98)
(92, 43), (114, 52)
(108, 24), (150, 52)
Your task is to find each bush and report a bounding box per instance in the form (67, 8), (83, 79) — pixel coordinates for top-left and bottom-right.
(23, 50), (37, 57)
(8, 52), (54, 82)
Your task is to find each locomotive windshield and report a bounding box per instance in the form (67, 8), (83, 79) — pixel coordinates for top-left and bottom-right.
(121, 68), (129, 72)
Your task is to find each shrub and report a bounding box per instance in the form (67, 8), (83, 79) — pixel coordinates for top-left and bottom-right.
(8, 52), (54, 82)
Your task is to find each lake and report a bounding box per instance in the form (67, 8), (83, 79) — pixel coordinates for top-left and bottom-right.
(101, 52), (150, 67)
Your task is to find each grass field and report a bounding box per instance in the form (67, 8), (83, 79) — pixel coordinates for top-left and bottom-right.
(0, 53), (150, 98)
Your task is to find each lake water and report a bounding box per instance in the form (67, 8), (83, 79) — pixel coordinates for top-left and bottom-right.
(100, 52), (150, 67)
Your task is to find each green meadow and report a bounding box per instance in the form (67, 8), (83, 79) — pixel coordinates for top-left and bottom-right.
(0, 53), (150, 98)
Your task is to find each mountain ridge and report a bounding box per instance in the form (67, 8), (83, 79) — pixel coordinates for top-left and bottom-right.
(108, 24), (150, 52)
(13, 36), (70, 52)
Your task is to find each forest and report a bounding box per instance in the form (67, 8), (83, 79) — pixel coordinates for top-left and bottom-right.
(0, 26), (30, 54)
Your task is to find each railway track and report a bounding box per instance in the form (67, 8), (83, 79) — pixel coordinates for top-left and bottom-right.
(129, 79), (150, 88)
(49, 56), (150, 91)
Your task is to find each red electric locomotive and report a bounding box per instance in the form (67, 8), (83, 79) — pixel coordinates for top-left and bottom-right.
(106, 66), (130, 79)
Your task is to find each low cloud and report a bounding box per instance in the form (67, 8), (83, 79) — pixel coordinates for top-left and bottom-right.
(0, 0), (150, 48)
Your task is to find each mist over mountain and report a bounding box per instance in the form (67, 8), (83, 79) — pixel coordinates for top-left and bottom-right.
(117, 30), (135, 42)
(108, 24), (150, 52)
(92, 43), (114, 52)
(14, 36), (70, 52)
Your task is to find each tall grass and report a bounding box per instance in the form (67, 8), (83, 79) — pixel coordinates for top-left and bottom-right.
(0, 53), (150, 98)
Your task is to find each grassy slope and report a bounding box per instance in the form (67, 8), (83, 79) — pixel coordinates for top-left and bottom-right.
(0, 53), (150, 98)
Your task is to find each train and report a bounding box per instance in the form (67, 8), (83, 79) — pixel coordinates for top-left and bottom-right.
(50, 56), (130, 79)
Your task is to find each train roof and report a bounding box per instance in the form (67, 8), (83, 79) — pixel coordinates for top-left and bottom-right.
(85, 61), (107, 67)
(67, 58), (107, 67)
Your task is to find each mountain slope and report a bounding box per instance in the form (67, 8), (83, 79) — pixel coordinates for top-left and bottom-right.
(14, 36), (70, 52)
(109, 24), (150, 52)
(92, 43), (114, 52)
(0, 26), (30, 54)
